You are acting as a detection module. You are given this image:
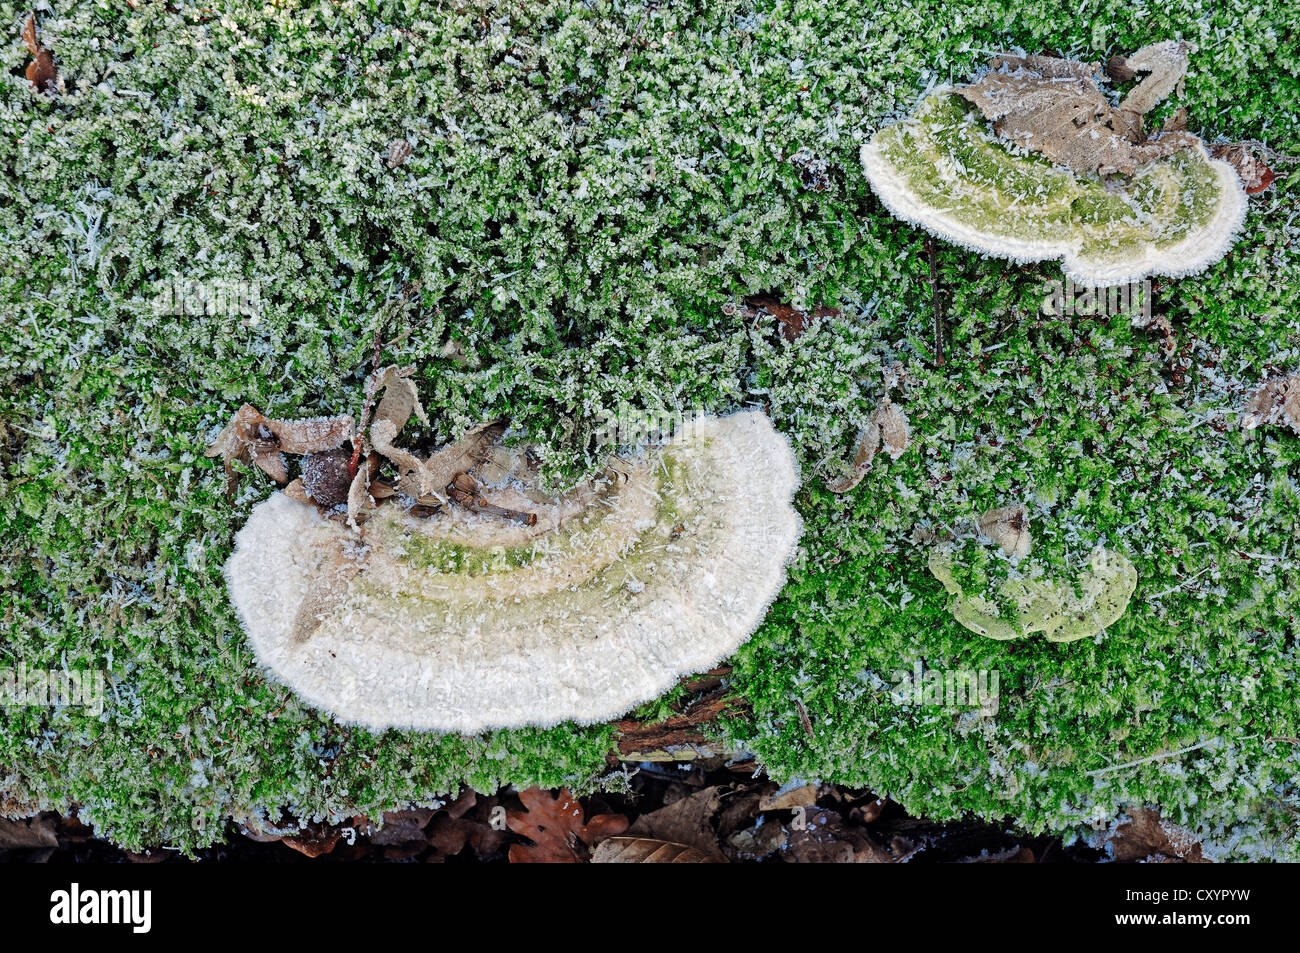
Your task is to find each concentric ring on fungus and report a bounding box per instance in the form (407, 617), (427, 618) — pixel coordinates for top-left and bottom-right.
(225, 410), (802, 732)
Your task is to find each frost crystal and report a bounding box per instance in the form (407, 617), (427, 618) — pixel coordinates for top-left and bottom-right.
(224, 411), (802, 731)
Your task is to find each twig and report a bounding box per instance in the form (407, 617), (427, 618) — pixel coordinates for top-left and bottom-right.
(348, 322), (384, 479)
(448, 473), (537, 525)
(924, 237), (945, 366)
(794, 698), (816, 743)
(1085, 739), (1214, 777)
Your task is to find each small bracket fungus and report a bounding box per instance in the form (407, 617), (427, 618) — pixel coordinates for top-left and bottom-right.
(225, 410), (802, 732)
(860, 44), (1249, 286)
(928, 547), (1136, 642)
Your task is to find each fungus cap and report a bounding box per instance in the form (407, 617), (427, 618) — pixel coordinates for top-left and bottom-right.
(861, 89), (1247, 287)
(225, 410), (802, 732)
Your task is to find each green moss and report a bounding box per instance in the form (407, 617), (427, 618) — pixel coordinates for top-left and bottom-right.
(1, 0), (1298, 858)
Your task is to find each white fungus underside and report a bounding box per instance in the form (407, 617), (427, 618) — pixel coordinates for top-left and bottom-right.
(225, 410), (802, 732)
(860, 115), (1248, 287)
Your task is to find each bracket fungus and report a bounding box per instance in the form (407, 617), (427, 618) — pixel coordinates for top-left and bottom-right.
(224, 410), (802, 732)
(860, 43), (1249, 286)
(928, 547), (1136, 642)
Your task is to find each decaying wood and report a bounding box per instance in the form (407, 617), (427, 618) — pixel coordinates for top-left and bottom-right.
(613, 677), (747, 761)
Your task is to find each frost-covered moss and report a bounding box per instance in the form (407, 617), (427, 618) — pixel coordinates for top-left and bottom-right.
(1, 0), (1298, 856)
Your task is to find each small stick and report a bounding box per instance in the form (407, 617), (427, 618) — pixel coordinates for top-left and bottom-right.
(925, 237), (945, 366)
(348, 322), (385, 479)
(447, 473), (537, 525)
(794, 698), (816, 743)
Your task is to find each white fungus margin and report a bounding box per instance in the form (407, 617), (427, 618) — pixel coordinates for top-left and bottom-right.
(225, 409), (802, 733)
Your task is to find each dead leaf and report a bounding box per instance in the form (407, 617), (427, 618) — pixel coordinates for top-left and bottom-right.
(591, 837), (723, 863)
(1210, 143), (1280, 194)
(346, 450), (377, 529)
(506, 788), (629, 863)
(625, 786), (725, 859)
(0, 814), (58, 850)
(370, 418), (428, 493)
(1114, 41), (1193, 116)
(385, 139), (413, 168)
(737, 294), (840, 343)
(410, 420), (509, 503)
(826, 395), (910, 493)
(1109, 808), (1208, 863)
(958, 43), (1200, 177)
(978, 504), (1032, 559)
(1242, 374), (1300, 433)
(875, 401), (909, 460)
(22, 14), (57, 94)
(373, 364), (428, 432)
(205, 404), (353, 493)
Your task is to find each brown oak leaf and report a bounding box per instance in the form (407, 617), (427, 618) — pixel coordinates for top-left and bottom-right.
(506, 788), (629, 863)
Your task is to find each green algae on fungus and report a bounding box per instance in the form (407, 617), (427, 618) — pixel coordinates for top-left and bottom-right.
(224, 411), (801, 732)
(928, 547), (1137, 642)
(861, 89), (1247, 286)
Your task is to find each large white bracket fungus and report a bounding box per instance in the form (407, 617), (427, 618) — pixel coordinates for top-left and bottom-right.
(225, 410), (802, 732)
(860, 45), (1248, 287)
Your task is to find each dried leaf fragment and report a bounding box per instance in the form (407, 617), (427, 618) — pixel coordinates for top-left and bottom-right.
(373, 364), (428, 432)
(875, 402), (910, 460)
(22, 14), (57, 94)
(1209, 143), (1280, 194)
(591, 837), (722, 863)
(978, 504), (1032, 559)
(1241, 374), (1300, 432)
(204, 404), (353, 492)
(957, 44), (1200, 177)
(385, 138), (413, 168)
(414, 420), (509, 501)
(826, 398), (909, 493)
(737, 294), (840, 343)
